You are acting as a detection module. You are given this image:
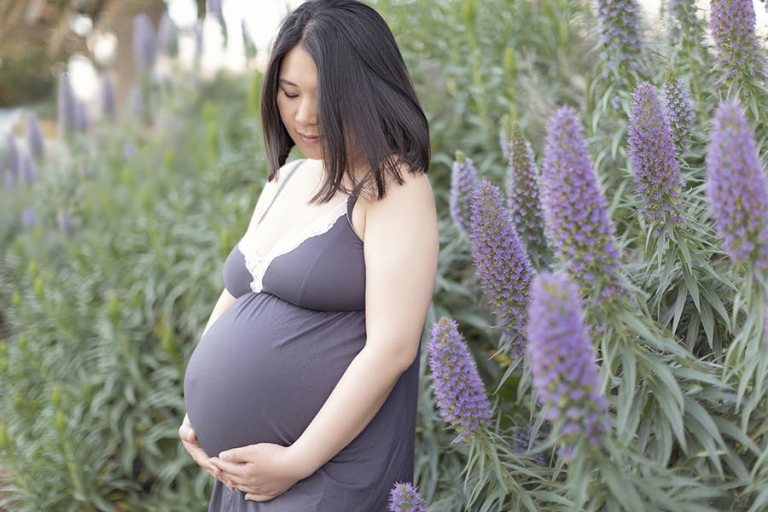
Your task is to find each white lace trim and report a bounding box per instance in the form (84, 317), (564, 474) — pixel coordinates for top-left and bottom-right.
(238, 200), (348, 292)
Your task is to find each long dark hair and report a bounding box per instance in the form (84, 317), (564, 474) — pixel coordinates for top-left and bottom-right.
(261, 0), (430, 202)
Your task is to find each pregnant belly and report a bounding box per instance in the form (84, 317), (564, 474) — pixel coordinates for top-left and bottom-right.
(183, 292), (366, 457)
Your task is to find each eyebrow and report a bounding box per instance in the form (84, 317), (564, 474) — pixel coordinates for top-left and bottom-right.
(278, 78), (298, 87)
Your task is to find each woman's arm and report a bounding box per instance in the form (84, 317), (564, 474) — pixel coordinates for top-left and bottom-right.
(209, 171), (439, 501)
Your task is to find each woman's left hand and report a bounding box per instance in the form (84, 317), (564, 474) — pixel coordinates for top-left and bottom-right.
(209, 443), (307, 502)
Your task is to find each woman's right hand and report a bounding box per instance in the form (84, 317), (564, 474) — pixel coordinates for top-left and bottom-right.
(179, 414), (217, 478)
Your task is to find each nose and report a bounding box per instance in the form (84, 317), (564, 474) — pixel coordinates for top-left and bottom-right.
(296, 96), (317, 126)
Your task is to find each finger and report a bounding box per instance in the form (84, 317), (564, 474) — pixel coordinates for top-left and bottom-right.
(210, 457), (247, 478)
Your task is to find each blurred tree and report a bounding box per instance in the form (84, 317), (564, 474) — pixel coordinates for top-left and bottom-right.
(0, 0), (167, 109)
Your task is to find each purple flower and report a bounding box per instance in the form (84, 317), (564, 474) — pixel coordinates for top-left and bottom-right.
(668, 0), (704, 39)
(124, 142), (137, 158)
(19, 152), (37, 184)
(158, 12), (180, 57)
(705, 100), (768, 269)
(428, 317), (492, 442)
(449, 151), (477, 233)
(21, 207), (37, 228)
(388, 482), (427, 512)
(6, 133), (20, 175)
(132, 13), (157, 73)
(25, 112), (45, 158)
(57, 73), (76, 139)
(710, 0), (765, 80)
(628, 82), (684, 227)
(594, 0), (644, 77)
(3, 170), (16, 188)
(469, 181), (534, 356)
(207, 0), (223, 19)
(540, 106), (626, 304)
(505, 123), (547, 258)
(661, 69), (695, 148)
(101, 74), (116, 120)
(527, 272), (608, 460)
(129, 87), (145, 117)
(57, 208), (74, 236)
(73, 101), (89, 133)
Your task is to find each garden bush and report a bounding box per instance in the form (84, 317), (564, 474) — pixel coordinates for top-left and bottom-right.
(1, 0), (768, 511)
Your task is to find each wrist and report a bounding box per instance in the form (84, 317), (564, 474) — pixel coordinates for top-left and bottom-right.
(285, 442), (321, 480)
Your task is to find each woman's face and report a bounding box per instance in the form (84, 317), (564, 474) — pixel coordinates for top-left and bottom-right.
(277, 46), (322, 160)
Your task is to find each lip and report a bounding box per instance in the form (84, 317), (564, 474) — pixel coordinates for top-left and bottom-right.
(297, 132), (320, 144)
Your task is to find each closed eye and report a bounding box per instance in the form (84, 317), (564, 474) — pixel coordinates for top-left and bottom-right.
(281, 89), (298, 99)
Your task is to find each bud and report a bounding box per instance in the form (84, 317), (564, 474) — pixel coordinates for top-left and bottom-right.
(51, 386), (62, 409)
(25, 111), (45, 158)
(100, 74), (117, 120)
(21, 207), (38, 228)
(58, 73), (76, 138)
(34, 276), (44, 298)
(133, 13), (157, 74)
(57, 208), (75, 237)
(449, 151), (477, 234)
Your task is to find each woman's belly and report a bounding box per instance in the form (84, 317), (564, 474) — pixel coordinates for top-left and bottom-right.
(183, 292), (366, 457)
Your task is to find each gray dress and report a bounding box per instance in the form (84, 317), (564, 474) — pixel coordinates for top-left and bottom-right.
(183, 164), (419, 511)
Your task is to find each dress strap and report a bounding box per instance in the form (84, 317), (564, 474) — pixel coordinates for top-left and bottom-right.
(256, 160), (305, 226)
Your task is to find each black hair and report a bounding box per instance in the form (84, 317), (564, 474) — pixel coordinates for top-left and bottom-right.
(261, 0), (430, 202)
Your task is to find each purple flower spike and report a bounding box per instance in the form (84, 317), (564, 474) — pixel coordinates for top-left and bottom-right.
(3, 170), (16, 189)
(57, 74), (76, 139)
(6, 133), (20, 175)
(388, 482), (427, 512)
(661, 69), (695, 148)
(101, 74), (116, 120)
(449, 151), (477, 233)
(19, 152), (37, 185)
(470, 181), (534, 356)
(132, 13), (157, 74)
(541, 106), (626, 304)
(628, 82), (684, 227)
(25, 112), (45, 158)
(158, 12), (179, 57)
(74, 101), (89, 133)
(594, 0), (644, 77)
(527, 272), (608, 460)
(668, 0), (704, 39)
(505, 123), (546, 256)
(207, 0), (223, 19)
(21, 207), (38, 229)
(129, 88), (145, 117)
(710, 0), (765, 80)
(57, 208), (74, 237)
(428, 317), (492, 442)
(705, 100), (768, 269)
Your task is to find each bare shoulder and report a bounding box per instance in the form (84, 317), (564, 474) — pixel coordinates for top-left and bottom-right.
(360, 166), (437, 246)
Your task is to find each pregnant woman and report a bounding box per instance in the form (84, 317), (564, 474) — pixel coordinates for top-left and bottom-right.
(179, 0), (438, 510)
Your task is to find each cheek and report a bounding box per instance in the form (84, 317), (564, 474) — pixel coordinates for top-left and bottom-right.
(276, 96), (291, 126)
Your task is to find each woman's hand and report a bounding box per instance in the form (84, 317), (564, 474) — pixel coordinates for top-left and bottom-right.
(179, 415), (238, 490)
(209, 443), (307, 502)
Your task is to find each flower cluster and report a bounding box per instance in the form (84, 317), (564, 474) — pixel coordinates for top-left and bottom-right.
(388, 482), (427, 512)
(527, 272), (608, 460)
(428, 317), (492, 442)
(628, 82), (684, 227)
(594, 0), (644, 78)
(132, 13), (157, 74)
(57, 74), (89, 138)
(667, 0), (704, 39)
(505, 123), (547, 259)
(540, 106), (625, 305)
(449, 151), (478, 234)
(25, 112), (44, 158)
(101, 74), (117, 120)
(710, 0), (765, 80)
(705, 100), (768, 270)
(661, 69), (695, 149)
(469, 181), (534, 356)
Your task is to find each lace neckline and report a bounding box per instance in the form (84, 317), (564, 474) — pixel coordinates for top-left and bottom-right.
(238, 199), (349, 292)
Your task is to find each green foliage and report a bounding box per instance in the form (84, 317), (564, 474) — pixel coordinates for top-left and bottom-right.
(0, 69), (265, 510)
